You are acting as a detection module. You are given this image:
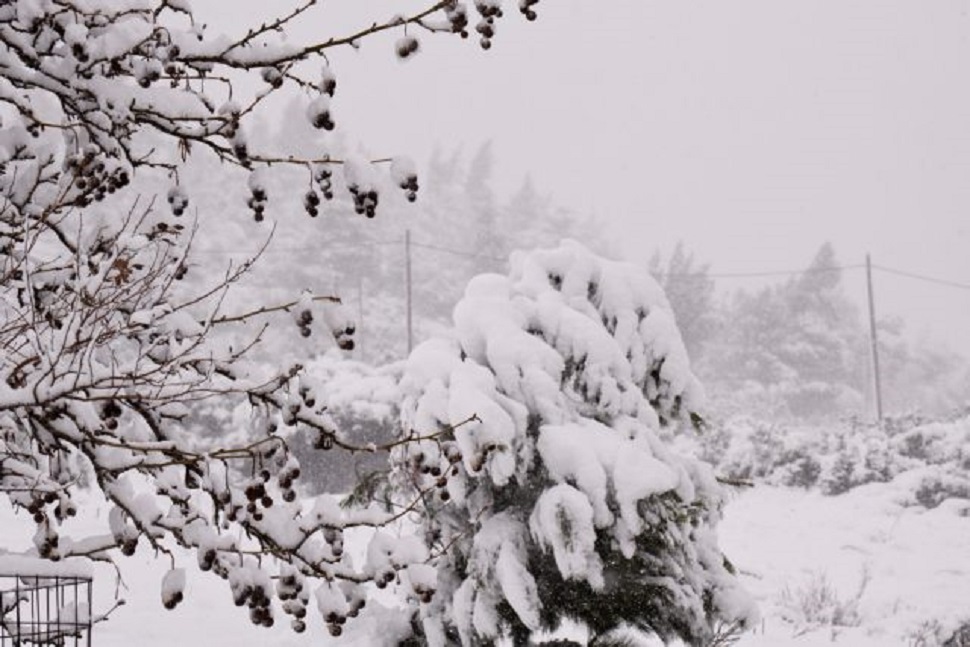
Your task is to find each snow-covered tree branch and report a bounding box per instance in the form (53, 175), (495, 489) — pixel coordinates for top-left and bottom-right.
(1, 0), (546, 638)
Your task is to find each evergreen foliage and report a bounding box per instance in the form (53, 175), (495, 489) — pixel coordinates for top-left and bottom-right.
(390, 241), (755, 645)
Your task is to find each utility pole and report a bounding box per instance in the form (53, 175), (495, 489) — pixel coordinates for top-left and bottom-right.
(356, 275), (365, 362)
(865, 254), (884, 425)
(405, 229), (413, 355)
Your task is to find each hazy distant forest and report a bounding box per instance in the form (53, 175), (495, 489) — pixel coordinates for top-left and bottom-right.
(206, 110), (969, 417)
(195, 113), (969, 489)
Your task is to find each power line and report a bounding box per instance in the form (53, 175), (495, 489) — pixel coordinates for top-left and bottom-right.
(409, 240), (505, 263)
(662, 262), (970, 291)
(194, 240), (970, 293)
(194, 239), (401, 255)
(872, 264), (970, 292)
(658, 264), (865, 280)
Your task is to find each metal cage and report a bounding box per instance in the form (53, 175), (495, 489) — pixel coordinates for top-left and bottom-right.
(0, 574), (92, 647)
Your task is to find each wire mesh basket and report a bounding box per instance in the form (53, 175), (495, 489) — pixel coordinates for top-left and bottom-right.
(0, 573), (92, 647)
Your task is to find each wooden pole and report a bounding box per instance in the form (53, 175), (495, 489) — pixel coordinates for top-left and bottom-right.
(866, 254), (884, 424)
(405, 229), (413, 355)
(356, 274), (365, 362)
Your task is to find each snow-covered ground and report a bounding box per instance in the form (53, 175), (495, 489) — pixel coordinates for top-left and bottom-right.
(722, 484), (970, 646)
(3, 482), (967, 646)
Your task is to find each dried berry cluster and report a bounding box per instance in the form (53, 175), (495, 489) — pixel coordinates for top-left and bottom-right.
(304, 165), (336, 217)
(161, 571), (185, 610)
(519, 0), (541, 21)
(167, 185), (189, 216)
(261, 66), (284, 88)
(313, 429), (335, 450)
(231, 577), (276, 628)
(281, 399), (302, 428)
(27, 490), (75, 526)
(26, 493), (56, 527)
(277, 568), (310, 633)
(474, 0), (504, 49)
(135, 58), (163, 88)
(322, 595), (366, 637)
(277, 461), (302, 504)
(303, 188), (321, 217)
(242, 477), (274, 522)
(281, 378), (321, 429)
(347, 182), (379, 218)
(198, 546), (218, 572)
(109, 507), (140, 557)
(398, 171), (420, 203)
(412, 579), (436, 604)
(332, 320), (355, 350)
(320, 65), (338, 97)
(210, 451), (301, 531)
(35, 518), (62, 560)
(445, 3), (470, 36)
(161, 589), (183, 610)
(373, 565), (397, 590)
(101, 400), (123, 431)
(312, 165), (335, 200)
(395, 35), (421, 60)
(296, 307), (313, 338)
(322, 525), (344, 558)
(230, 131), (249, 165)
(65, 147), (130, 206)
(410, 441), (465, 502)
(307, 65), (337, 131)
(247, 181), (267, 222)
(307, 96), (335, 131)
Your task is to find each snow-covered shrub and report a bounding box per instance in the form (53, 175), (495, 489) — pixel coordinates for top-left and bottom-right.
(287, 355), (401, 494)
(945, 621), (970, 646)
(894, 417), (970, 469)
(693, 412), (970, 502)
(907, 618), (970, 647)
(703, 417), (822, 488)
(818, 453), (857, 496)
(774, 451), (823, 489)
(707, 418), (787, 481)
(388, 241), (756, 645)
(818, 428), (902, 495)
(907, 619), (951, 647)
(778, 569), (868, 634)
(904, 467), (970, 510)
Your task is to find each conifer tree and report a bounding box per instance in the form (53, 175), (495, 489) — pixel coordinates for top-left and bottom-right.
(390, 241), (755, 645)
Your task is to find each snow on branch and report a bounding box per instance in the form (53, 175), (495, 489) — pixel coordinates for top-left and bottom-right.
(0, 0), (546, 639)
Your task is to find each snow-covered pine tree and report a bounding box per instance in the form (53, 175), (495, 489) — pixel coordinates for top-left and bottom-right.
(391, 241), (756, 645)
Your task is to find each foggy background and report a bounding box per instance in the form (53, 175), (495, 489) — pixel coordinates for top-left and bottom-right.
(192, 0), (970, 358)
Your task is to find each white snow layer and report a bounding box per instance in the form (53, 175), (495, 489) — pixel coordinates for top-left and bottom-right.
(395, 240), (754, 641)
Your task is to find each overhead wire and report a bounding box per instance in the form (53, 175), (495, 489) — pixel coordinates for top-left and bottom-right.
(660, 264), (865, 280)
(193, 239), (402, 255)
(191, 237), (970, 293)
(871, 264), (970, 292)
(408, 239), (505, 263)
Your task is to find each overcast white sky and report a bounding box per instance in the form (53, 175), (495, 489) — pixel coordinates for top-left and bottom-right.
(197, 0), (970, 355)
